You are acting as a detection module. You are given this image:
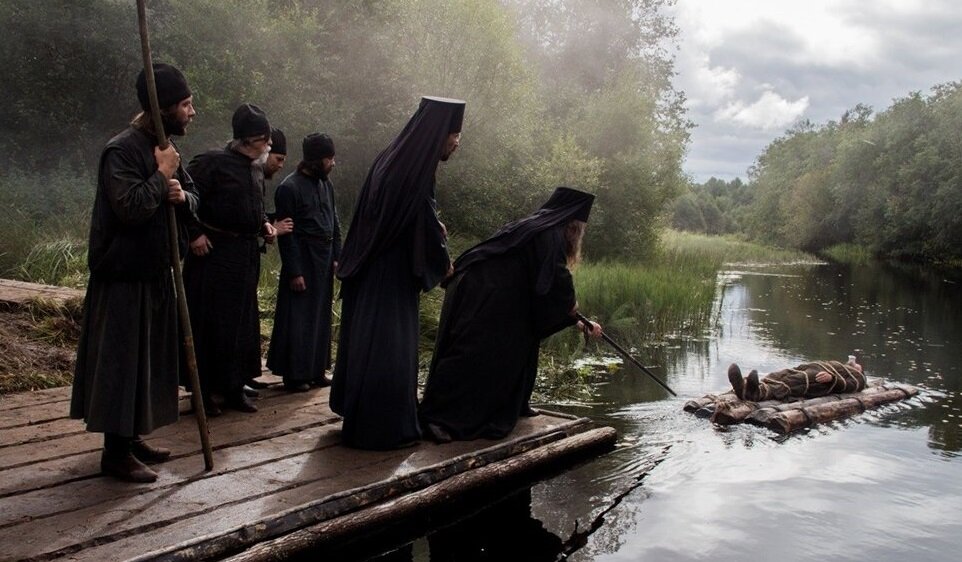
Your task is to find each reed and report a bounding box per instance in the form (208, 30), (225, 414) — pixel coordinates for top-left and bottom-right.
(821, 243), (873, 265)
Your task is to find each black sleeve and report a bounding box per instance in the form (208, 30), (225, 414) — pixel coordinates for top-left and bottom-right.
(529, 228), (577, 338)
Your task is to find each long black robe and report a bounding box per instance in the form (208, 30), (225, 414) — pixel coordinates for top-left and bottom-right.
(71, 126), (198, 437)
(266, 171), (341, 384)
(419, 227), (577, 440)
(331, 97), (463, 450)
(183, 146), (267, 397)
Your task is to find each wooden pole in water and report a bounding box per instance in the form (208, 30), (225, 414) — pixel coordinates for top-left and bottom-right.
(136, 0), (213, 471)
(575, 312), (676, 397)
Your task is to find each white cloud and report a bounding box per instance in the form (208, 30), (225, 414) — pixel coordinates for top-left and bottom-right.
(714, 90), (810, 131)
(666, 0), (962, 181)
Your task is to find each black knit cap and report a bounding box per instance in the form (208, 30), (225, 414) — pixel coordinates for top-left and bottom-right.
(232, 103), (271, 139)
(270, 127), (287, 155)
(136, 63), (191, 111)
(303, 133), (335, 161)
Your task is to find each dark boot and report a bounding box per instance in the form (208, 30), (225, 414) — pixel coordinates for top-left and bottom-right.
(203, 396), (222, 417)
(131, 437), (171, 464)
(226, 391), (258, 413)
(425, 423), (453, 444)
(102, 434), (158, 483)
(728, 363), (745, 399)
(243, 385), (260, 398)
(745, 369), (761, 401)
(311, 375), (331, 388)
(284, 381), (311, 392)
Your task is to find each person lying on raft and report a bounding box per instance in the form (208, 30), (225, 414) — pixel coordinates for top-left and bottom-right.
(727, 359), (866, 401)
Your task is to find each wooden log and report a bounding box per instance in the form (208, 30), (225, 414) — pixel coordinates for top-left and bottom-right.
(115, 419), (598, 562)
(215, 427), (618, 562)
(710, 398), (784, 426)
(765, 387), (914, 433)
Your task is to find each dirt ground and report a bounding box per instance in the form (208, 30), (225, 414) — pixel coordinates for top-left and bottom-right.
(0, 304), (80, 395)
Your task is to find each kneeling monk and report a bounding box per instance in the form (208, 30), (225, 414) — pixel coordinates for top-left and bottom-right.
(419, 187), (602, 442)
(728, 358), (866, 401)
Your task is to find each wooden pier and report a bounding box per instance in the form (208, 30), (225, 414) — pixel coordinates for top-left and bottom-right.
(0, 376), (616, 561)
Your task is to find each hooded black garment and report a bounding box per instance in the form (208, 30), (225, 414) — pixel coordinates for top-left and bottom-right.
(336, 95), (464, 290)
(418, 187), (594, 442)
(331, 96), (464, 450)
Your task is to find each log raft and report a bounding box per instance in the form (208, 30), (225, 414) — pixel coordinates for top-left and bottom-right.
(0, 374), (616, 562)
(683, 380), (919, 433)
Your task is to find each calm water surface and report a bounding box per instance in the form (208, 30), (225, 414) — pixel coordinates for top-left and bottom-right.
(375, 262), (962, 561)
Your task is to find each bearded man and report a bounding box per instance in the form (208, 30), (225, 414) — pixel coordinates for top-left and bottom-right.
(419, 188), (602, 442)
(331, 96), (464, 450)
(183, 103), (277, 415)
(267, 134), (340, 392)
(71, 63), (199, 483)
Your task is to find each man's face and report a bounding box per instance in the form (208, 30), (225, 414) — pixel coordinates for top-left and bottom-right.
(322, 156), (336, 177)
(440, 132), (461, 161)
(265, 152), (286, 179)
(163, 96), (196, 136)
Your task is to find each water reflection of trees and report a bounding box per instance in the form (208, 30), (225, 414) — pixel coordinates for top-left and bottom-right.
(733, 262), (962, 455)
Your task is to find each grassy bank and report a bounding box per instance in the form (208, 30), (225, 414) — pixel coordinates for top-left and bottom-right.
(2, 222), (815, 395)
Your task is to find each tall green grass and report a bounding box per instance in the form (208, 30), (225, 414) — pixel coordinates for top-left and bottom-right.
(821, 243), (873, 265)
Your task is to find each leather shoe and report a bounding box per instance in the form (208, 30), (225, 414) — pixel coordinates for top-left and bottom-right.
(203, 398), (222, 417)
(728, 363), (745, 400)
(243, 385), (260, 398)
(745, 369), (761, 401)
(311, 376), (331, 388)
(284, 382), (311, 392)
(247, 379), (270, 389)
(131, 438), (171, 464)
(227, 392), (258, 413)
(425, 423), (453, 443)
(101, 451), (158, 483)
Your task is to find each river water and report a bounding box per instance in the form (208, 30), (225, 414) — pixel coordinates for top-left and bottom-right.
(367, 261), (962, 561)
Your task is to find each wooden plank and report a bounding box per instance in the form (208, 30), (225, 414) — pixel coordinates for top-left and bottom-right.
(0, 279), (84, 306)
(0, 388), (333, 471)
(8, 416), (587, 562)
(0, 394), (338, 493)
(218, 427), (618, 562)
(0, 386), (72, 412)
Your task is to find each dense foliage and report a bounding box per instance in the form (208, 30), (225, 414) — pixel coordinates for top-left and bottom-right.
(671, 83), (962, 263)
(0, 0), (690, 276)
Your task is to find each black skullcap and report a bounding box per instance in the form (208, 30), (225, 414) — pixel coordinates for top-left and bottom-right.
(232, 103), (271, 139)
(270, 127), (287, 155)
(303, 133), (335, 161)
(540, 187), (594, 222)
(421, 96), (465, 133)
(136, 63), (191, 111)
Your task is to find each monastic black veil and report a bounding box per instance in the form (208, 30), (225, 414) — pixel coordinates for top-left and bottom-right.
(331, 96), (464, 450)
(419, 187), (595, 441)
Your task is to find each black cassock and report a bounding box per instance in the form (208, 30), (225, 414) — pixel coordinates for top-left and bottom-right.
(419, 227), (576, 440)
(71, 126), (198, 437)
(183, 146), (267, 397)
(331, 96), (464, 450)
(267, 171), (340, 384)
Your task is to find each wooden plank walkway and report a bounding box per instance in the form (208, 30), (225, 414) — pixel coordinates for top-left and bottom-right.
(0, 375), (615, 561)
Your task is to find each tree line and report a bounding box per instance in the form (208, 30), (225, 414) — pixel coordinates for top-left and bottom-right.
(0, 0), (690, 273)
(672, 82), (962, 263)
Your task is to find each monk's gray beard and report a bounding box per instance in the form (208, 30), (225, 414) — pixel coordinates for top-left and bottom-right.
(254, 150), (269, 167)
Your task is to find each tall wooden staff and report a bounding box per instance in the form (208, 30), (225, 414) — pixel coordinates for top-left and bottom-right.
(136, 0), (214, 470)
(576, 312), (677, 397)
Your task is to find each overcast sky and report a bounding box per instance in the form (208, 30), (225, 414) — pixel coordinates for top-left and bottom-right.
(668, 0), (962, 183)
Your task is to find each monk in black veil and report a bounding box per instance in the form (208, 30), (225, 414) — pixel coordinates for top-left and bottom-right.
(331, 96), (464, 450)
(419, 187), (602, 443)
